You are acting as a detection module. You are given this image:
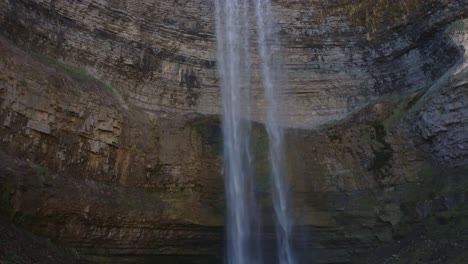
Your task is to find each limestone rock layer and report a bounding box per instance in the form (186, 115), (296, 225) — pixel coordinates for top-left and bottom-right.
(1, 0), (466, 128)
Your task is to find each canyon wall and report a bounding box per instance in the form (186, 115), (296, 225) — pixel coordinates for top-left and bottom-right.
(0, 0), (467, 263)
(0, 0), (466, 128)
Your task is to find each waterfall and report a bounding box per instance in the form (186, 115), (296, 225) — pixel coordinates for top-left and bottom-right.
(215, 0), (294, 263)
(254, 0), (295, 263)
(215, 1), (260, 263)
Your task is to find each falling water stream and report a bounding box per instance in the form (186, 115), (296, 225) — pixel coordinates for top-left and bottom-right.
(254, 1), (295, 263)
(215, 1), (259, 263)
(215, 0), (294, 263)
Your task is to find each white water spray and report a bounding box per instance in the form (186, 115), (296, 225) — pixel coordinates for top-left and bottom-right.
(215, 1), (259, 263)
(215, 0), (295, 263)
(254, 1), (295, 263)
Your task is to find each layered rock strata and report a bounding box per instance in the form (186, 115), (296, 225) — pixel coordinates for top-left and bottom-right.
(0, 37), (224, 255)
(0, 0), (466, 128)
(0, 216), (91, 264)
(0, 0), (468, 263)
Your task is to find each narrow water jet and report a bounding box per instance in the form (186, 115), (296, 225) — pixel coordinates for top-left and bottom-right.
(254, 1), (295, 263)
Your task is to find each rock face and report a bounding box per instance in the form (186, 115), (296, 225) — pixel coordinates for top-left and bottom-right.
(0, 35), (226, 192)
(0, 0), (468, 263)
(413, 66), (468, 167)
(0, 37), (224, 255)
(0, 216), (92, 264)
(0, 0), (466, 128)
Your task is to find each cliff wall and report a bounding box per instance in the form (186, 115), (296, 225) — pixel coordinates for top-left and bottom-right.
(0, 1), (467, 263)
(1, 0), (466, 128)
